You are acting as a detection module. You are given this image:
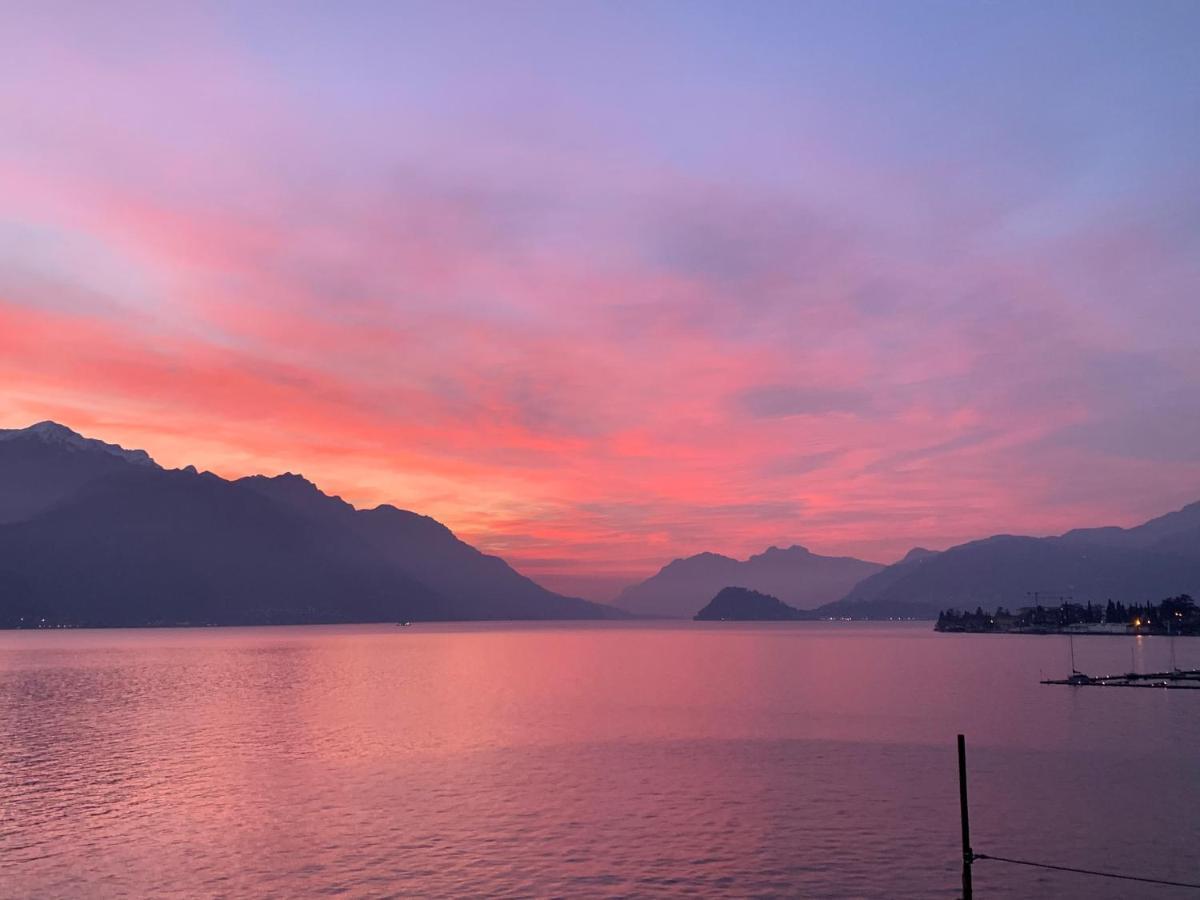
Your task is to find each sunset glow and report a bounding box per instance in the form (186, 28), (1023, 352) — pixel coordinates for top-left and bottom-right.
(3, 2), (1198, 598)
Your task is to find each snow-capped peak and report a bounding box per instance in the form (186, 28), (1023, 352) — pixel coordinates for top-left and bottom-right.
(0, 421), (159, 467)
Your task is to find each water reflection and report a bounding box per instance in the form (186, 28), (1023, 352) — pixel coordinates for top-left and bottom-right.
(2, 623), (1197, 897)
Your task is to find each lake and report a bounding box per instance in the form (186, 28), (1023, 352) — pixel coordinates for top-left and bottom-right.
(2, 621), (1197, 897)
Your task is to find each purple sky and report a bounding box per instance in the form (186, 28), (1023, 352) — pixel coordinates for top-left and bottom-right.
(2, 1), (1198, 598)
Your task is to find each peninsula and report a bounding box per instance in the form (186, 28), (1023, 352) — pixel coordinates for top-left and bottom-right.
(694, 587), (814, 621)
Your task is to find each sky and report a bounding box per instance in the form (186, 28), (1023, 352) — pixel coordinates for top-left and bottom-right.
(2, 1), (1199, 600)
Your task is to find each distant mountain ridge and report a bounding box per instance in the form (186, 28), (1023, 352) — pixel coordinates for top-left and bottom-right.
(0, 420), (157, 467)
(616, 544), (884, 618)
(0, 421), (160, 524)
(1058, 501), (1200, 557)
(818, 503), (1200, 619)
(0, 422), (621, 627)
(237, 473), (606, 620)
(619, 501), (1200, 622)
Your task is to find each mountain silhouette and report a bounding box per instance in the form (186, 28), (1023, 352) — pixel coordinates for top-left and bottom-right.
(0, 421), (157, 524)
(239, 472), (611, 620)
(0, 422), (621, 627)
(6, 421), (1195, 627)
(818, 504), (1200, 619)
(694, 586), (813, 621)
(616, 544), (884, 618)
(818, 547), (942, 618)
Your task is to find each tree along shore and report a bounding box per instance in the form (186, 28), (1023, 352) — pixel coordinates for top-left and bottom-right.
(935, 595), (1198, 635)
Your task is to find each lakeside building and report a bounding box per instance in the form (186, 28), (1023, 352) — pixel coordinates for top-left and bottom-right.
(936, 595), (1198, 635)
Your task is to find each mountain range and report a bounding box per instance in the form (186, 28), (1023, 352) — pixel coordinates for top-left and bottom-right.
(0, 422), (620, 627)
(3, 421), (1198, 627)
(615, 545), (884, 617)
(616, 503), (1200, 620)
(819, 503), (1200, 619)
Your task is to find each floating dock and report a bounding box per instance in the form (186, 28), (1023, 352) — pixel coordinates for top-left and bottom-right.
(1041, 668), (1200, 689)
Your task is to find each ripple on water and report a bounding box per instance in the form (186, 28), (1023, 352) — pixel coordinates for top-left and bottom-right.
(3, 622), (1199, 898)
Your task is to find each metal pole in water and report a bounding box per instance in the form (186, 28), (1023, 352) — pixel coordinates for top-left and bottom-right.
(957, 734), (973, 899)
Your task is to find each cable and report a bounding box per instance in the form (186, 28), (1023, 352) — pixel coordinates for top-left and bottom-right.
(973, 852), (1200, 890)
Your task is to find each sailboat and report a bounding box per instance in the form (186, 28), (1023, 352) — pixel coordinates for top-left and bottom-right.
(1043, 630), (1200, 689)
(1064, 634), (1094, 685)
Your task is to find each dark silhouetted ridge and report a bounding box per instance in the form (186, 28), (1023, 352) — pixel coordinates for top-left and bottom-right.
(694, 586), (813, 621)
(0, 421), (622, 627)
(817, 502), (1200, 620)
(617, 544), (883, 618)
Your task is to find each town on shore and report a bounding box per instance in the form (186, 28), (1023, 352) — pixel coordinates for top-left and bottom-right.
(935, 595), (1198, 635)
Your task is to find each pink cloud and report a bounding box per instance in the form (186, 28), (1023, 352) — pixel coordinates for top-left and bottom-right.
(2, 6), (1198, 600)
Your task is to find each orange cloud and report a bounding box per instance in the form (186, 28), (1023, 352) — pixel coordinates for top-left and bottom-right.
(3, 15), (1198, 600)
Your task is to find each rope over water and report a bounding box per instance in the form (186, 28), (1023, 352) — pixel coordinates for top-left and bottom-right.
(972, 852), (1200, 890)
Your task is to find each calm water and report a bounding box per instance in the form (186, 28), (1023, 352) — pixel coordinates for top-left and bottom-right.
(2, 622), (1198, 898)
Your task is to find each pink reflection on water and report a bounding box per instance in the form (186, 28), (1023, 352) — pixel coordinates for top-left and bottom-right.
(3, 622), (1199, 896)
